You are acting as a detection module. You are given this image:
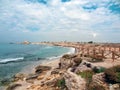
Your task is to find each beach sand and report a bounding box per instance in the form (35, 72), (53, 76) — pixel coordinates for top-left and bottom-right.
(3, 58), (60, 90)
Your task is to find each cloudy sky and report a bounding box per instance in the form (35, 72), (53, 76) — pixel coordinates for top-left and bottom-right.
(0, 0), (120, 42)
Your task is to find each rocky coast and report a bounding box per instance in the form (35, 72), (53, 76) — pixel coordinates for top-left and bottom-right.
(2, 42), (120, 90)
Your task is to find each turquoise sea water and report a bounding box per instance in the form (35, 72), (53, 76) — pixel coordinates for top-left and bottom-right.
(0, 43), (74, 80)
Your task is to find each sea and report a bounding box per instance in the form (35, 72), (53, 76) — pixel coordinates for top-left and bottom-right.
(0, 43), (74, 83)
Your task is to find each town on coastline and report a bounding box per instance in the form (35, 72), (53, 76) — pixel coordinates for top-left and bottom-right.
(2, 41), (120, 90)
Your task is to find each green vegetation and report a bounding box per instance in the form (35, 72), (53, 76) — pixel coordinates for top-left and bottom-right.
(77, 70), (107, 90)
(88, 41), (93, 44)
(57, 78), (66, 89)
(77, 70), (94, 84)
(93, 67), (105, 73)
(105, 65), (120, 84)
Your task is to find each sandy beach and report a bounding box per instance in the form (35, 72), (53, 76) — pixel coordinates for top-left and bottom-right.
(2, 46), (75, 90)
(6, 58), (60, 90)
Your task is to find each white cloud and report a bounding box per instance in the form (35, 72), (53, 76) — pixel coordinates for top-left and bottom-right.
(0, 0), (120, 42)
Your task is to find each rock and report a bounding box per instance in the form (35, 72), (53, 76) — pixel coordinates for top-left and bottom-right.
(109, 84), (120, 90)
(27, 85), (41, 90)
(73, 57), (82, 66)
(60, 54), (83, 70)
(26, 80), (34, 84)
(64, 68), (86, 90)
(62, 54), (77, 59)
(74, 61), (92, 73)
(75, 65), (91, 73)
(92, 73), (109, 90)
(74, 61), (99, 73)
(60, 54), (75, 69)
(45, 77), (62, 87)
(26, 74), (39, 81)
(35, 65), (51, 74)
(13, 73), (25, 81)
(46, 77), (52, 80)
(6, 83), (22, 90)
(51, 69), (59, 75)
(37, 75), (44, 80)
(0, 78), (11, 86)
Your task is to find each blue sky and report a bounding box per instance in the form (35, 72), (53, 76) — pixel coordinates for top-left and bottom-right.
(0, 0), (120, 42)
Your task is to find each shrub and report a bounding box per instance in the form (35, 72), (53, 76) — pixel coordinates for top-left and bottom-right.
(57, 78), (66, 89)
(88, 41), (93, 44)
(77, 70), (94, 79)
(77, 70), (94, 84)
(105, 65), (120, 84)
(93, 67), (105, 73)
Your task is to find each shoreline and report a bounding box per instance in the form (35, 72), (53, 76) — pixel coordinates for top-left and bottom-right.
(0, 45), (75, 90)
(2, 42), (120, 90)
(19, 46), (75, 74)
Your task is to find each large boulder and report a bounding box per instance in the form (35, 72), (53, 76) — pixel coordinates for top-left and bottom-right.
(64, 68), (86, 90)
(91, 73), (109, 90)
(51, 68), (60, 75)
(35, 65), (51, 74)
(6, 83), (22, 90)
(74, 61), (92, 73)
(26, 73), (39, 81)
(59, 54), (79, 69)
(13, 73), (26, 81)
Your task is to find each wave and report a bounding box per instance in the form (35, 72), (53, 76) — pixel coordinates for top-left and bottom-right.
(48, 56), (61, 60)
(48, 47), (75, 60)
(0, 57), (24, 64)
(66, 47), (75, 54)
(45, 46), (53, 49)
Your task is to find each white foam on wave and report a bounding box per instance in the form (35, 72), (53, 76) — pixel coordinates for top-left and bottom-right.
(45, 46), (53, 49)
(48, 47), (75, 60)
(67, 47), (75, 54)
(48, 55), (61, 60)
(0, 57), (24, 64)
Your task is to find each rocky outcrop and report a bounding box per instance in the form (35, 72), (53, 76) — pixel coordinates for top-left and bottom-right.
(26, 73), (39, 81)
(109, 84), (120, 90)
(51, 68), (60, 75)
(35, 65), (51, 74)
(59, 54), (82, 69)
(6, 83), (22, 90)
(74, 60), (104, 74)
(64, 68), (86, 90)
(74, 61), (92, 73)
(13, 73), (26, 81)
(25, 66), (51, 81)
(92, 73), (109, 90)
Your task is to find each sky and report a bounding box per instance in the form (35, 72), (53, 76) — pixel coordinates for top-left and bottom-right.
(0, 0), (120, 43)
